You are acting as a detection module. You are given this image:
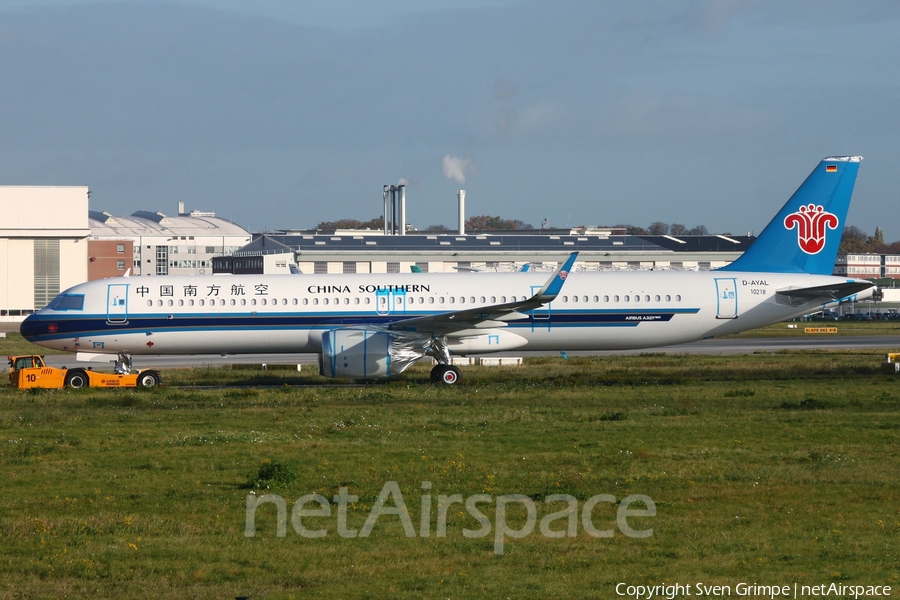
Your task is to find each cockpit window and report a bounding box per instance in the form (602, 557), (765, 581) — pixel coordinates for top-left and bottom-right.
(47, 294), (85, 311)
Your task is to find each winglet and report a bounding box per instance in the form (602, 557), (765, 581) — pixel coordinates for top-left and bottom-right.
(534, 252), (578, 301)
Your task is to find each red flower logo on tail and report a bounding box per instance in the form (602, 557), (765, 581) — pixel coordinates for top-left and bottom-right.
(783, 204), (838, 255)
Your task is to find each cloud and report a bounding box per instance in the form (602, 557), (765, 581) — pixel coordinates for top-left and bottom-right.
(442, 155), (475, 184)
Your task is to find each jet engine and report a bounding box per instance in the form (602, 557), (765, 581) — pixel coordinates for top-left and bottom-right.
(319, 328), (430, 379)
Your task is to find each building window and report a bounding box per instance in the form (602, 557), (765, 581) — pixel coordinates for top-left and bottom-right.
(156, 246), (169, 275)
(33, 239), (60, 309)
(117, 244), (125, 253)
(314, 262), (328, 274)
(117, 260), (125, 270)
(387, 262), (400, 273)
(415, 262), (429, 273)
(343, 262), (357, 274)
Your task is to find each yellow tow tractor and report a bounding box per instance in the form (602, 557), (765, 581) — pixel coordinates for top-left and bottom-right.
(7, 354), (161, 390)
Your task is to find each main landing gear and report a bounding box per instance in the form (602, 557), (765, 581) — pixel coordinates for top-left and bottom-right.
(426, 335), (461, 385)
(430, 364), (461, 385)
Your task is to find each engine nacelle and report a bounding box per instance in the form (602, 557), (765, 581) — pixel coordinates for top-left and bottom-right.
(320, 328), (430, 379)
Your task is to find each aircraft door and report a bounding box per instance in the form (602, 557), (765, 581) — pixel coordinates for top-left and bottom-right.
(375, 289), (407, 316)
(714, 278), (738, 319)
(375, 289), (390, 315)
(392, 289), (407, 315)
(107, 283), (129, 324)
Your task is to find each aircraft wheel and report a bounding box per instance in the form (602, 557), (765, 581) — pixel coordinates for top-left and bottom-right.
(138, 371), (161, 389)
(64, 370), (89, 389)
(440, 365), (461, 385)
(430, 364), (446, 382)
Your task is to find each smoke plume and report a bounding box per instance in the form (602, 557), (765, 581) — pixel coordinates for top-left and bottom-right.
(442, 155), (475, 185)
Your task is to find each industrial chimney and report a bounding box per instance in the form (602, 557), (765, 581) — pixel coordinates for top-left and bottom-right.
(383, 186), (390, 235)
(398, 184), (406, 236)
(458, 190), (466, 235)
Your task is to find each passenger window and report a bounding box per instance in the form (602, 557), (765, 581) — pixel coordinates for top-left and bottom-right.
(676, 294), (682, 302)
(644, 295), (650, 302)
(655, 295), (660, 302)
(354, 298), (360, 305)
(459, 297), (465, 304)
(614, 295), (620, 302)
(147, 300), (152, 307)
(241, 299), (247, 306)
(311, 299), (317, 306)
(665, 295), (671, 302)
(365, 298), (371, 305)
(302, 298), (308, 305)
(470, 297), (476, 304)
(624, 295), (630, 302)
(562, 296), (568, 303)
(450, 297), (455, 304)
(491, 296), (496, 303)
(429, 297), (435, 304)
(396, 297), (403, 305)
(189, 299), (195, 306)
(343, 298), (349, 305)
(230, 299), (236, 306)
(603, 295), (609, 302)
(501, 296), (506, 303)
(178, 299), (184, 306)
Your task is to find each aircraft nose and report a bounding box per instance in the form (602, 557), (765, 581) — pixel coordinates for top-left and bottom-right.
(19, 313), (44, 342)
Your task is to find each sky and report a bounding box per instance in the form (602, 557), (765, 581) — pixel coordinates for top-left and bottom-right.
(2, 0), (900, 238)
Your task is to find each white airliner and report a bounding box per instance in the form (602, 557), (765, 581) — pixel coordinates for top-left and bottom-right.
(22, 156), (873, 384)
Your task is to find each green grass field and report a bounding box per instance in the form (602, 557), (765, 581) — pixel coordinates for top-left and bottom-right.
(1, 350), (899, 599)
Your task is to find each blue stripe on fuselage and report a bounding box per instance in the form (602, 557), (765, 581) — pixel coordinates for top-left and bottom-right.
(21, 308), (701, 343)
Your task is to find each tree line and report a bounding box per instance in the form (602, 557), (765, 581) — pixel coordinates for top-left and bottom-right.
(315, 216), (535, 232)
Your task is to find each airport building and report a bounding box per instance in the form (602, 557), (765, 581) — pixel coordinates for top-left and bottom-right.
(88, 205), (251, 278)
(834, 253), (900, 279)
(212, 230), (756, 275)
(1, 186), (90, 320)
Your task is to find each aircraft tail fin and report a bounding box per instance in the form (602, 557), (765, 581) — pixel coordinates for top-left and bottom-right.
(719, 156), (862, 275)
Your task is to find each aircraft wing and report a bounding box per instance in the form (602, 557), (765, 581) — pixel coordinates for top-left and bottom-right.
(775, 280), (875, 305)
(387, 253), (578, 336)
